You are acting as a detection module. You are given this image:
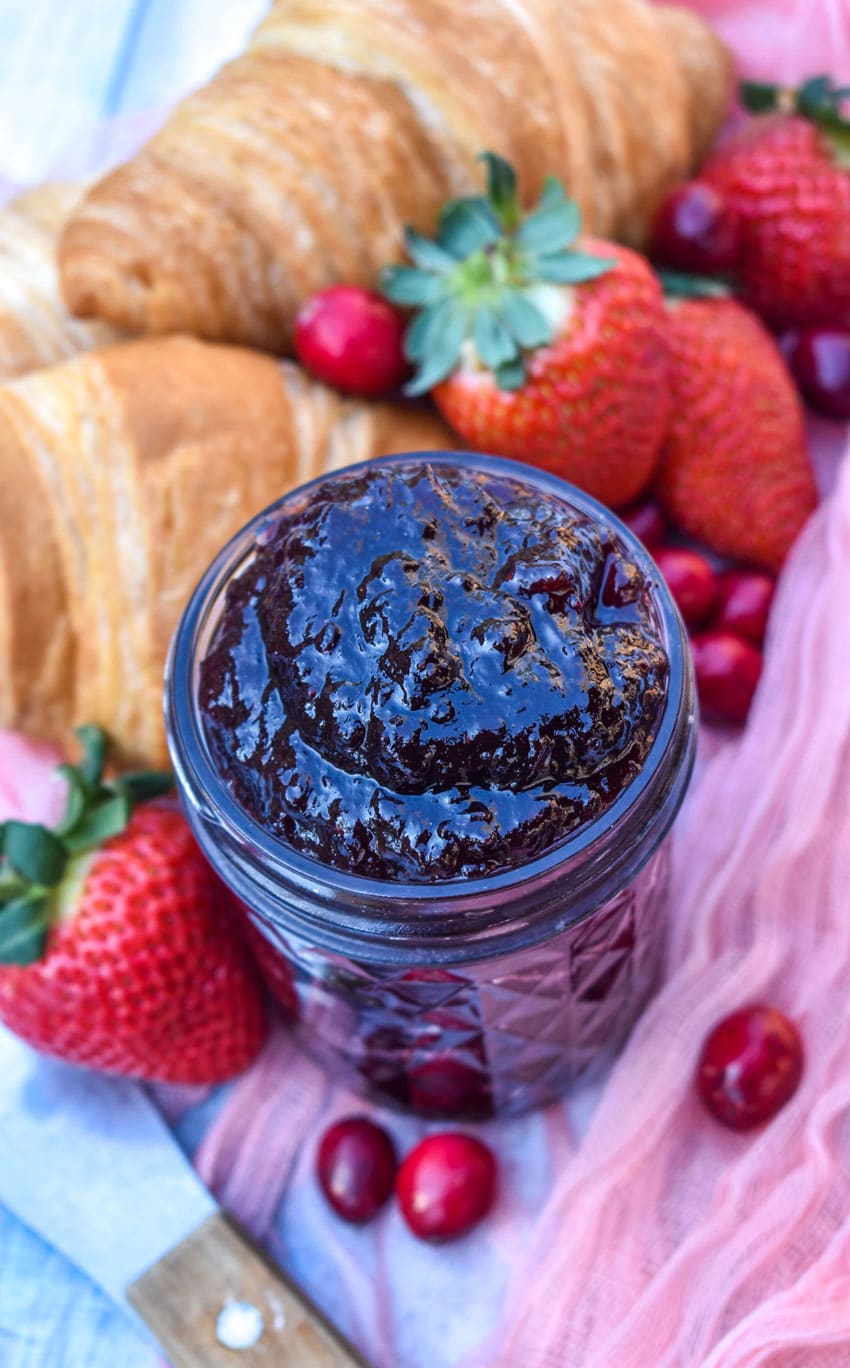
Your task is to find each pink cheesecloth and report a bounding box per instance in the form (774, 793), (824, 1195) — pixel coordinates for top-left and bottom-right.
(2, 3), (850, 1364)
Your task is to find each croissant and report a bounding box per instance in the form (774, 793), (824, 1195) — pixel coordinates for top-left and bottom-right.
(0, 184), (121, 380)
(0, 335), (452, 766)
(58, 0), (731, 352)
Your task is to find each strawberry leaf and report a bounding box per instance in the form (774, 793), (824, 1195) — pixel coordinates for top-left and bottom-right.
(437, 198), (502, 257)
(404, 302), (467, 396)
(741, 75), (850, 163)
(0, 892), (49, 966)
(501, 290), (552, 349)
(0, 729), (174, 967)
(0, 864), (26, 899)
(381, 266), (445, 307)
(515, 197), (581, 255)
(796, 75), (850, 119)
(64, 793), (131, 854)
(403, 227), (457, 274)
(473, 305), (518, 370)
(537, 176), (569, 211)
(54, 764), (89, 837)
(113, 771), (175, 805)
(479, 151), (519, 229)
(74, 724), (107, 789)
(533, 252), (615, 284)
(495, 359), (526, 391)
(2, 822), (67, 887)
(403, 302), (445, 363)
(740, 79), (785, 113)
(385, 153), (602, 388)
(657, 268), (731, 299)
(798, 75), (836, 113)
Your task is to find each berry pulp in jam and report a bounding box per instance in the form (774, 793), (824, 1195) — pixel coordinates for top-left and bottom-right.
(199, 460), (669, 883)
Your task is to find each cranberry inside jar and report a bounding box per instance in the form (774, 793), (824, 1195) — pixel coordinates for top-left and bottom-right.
(167, 454), (695, 1118)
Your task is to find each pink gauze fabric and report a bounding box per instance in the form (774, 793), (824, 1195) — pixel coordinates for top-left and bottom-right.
(0, 732), (67, 827)
(683, 0), (850, 87)
(476, 443), (850, 1368)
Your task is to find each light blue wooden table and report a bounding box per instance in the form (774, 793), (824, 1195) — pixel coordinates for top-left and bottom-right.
(0, 7), (267, 1362)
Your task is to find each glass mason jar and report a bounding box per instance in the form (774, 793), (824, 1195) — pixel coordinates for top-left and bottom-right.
(165, 453), (696, 1120)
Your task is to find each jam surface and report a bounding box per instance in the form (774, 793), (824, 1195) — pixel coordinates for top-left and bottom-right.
(199, 460), (669, 881)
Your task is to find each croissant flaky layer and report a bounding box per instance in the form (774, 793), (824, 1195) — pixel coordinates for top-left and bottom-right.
(0, 335), (453, 766)
(0, 184), (121, 380)
(58, 0), (731, 352)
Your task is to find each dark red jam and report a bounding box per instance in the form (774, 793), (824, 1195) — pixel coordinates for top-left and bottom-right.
(198, 461), (669, 882)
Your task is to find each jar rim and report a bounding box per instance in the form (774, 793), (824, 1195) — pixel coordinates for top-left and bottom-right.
(166, 451), (693, 916)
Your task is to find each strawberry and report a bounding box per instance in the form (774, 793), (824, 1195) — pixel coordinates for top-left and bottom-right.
(700, 77), (850, 330)
(0, 727), (266, 1083)
(652, 281), (817, 572)
(381, 153), (670, 509)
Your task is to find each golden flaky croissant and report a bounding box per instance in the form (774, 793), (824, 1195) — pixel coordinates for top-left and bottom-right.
(0, 184), (121, 380)
(59, 0), (731, 352)
(0, 335), (452, 765)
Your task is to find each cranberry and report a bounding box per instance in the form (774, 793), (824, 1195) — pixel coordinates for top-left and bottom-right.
(316, 1116), (397, 1223)
(783, 327), (850, 420)
(390, 973), (494, 1117)
(697, 1005), (803, 1130)
(714, 569), (775, 646)
(408, 1056), (492, 1116)
(357, 1025), (411, 1108)
(408, 1013), (493, 1118)
(620, 498), (667, 549)
(651, 182), (741, 274)
(691, 630), (763, 724)
(294, 286), (409, 396)
(654, 546), (719, 627)
(399, 967), (467, 989)
(396, 1133), (497, 1242)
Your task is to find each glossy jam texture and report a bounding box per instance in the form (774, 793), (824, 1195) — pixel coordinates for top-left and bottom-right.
(199, 462), (668, 881)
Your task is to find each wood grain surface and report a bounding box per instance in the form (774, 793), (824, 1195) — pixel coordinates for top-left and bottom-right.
(127, 1211), (368, 1368)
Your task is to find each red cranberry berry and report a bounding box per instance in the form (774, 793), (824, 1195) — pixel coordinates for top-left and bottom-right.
(396, 1132), (497, 1242)
(408, 1056), (492, 1116)
(408, 1015), (493, 1119)
(697, 1005), (803, 1130)
(691, 630), (763, 725)
(317, 1116), (398, 1223)
(783, 327), (850, 420)
(621, 498), (667, 549)
(651, 182), (741, 275)
(358, 1025), (412, 1108)
(654, 546), (719, 627)
(714, 569), (776, 647)
(294, 286), (409, 396)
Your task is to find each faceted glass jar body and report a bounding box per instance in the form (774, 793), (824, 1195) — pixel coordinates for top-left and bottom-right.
(166, 454), (696, 1119)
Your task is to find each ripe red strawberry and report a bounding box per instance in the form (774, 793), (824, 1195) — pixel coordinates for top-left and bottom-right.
(700, 77), (850, 329)
(382, 153), (670, 509)
(652, 290), (817, 572)
(0, 728), (266, 1083)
